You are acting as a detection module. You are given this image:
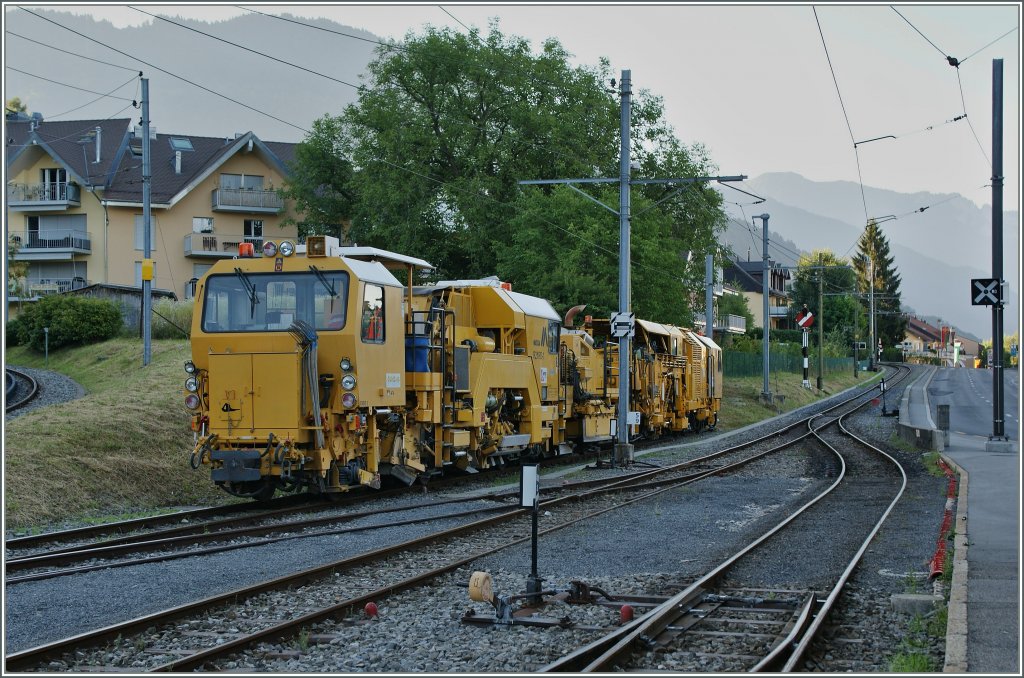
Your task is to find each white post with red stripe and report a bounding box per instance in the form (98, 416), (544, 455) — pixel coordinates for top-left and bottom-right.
(796, 306), (814, 389)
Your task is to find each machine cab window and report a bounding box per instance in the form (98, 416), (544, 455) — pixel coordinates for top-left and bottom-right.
(201, 270), (349, 333)
(361, 283), (384, 343)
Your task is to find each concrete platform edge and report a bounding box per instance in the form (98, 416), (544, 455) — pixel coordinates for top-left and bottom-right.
(898, 365), (945, 451)
(939, 452), (970, 673)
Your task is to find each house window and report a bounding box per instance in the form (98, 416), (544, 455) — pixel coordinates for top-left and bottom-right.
(219, 173), (264, 190)
(134, 215), (158, 251)
(244, 219), (263, 245)
(193, 217), (214, 233)
(40, 168), (67, 200)
(169, 137), (193, 152)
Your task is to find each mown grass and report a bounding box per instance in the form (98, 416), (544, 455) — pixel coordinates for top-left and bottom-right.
(717, 369), (879, 433)
(4, 338), (227, 531)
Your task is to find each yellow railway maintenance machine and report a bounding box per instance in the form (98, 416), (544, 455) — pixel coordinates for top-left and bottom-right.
(188, 237), (577, 499)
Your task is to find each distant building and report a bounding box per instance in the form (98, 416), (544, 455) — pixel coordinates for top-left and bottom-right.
(722, 257), (791, 330)
(6, 116), (301, 305)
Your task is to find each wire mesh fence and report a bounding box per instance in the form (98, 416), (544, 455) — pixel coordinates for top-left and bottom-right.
(724, 351), (853, 377)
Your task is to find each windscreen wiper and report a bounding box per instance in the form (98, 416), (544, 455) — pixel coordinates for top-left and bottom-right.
(234, 267), (259, 318)
(309, 265), (337, 297)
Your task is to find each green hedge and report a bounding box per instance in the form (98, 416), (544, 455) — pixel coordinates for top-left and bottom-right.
(11, 295), (123, 352)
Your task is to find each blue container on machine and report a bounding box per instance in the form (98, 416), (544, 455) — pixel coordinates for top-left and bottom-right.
(406, 336), (430, 372)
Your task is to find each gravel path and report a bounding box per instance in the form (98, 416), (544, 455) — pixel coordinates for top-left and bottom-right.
(4, 365), (86, 422)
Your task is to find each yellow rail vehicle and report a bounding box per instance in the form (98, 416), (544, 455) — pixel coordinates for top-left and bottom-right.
(186, 237), (722, 499)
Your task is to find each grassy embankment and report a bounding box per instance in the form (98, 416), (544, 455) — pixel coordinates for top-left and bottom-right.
(4, 338), (878, 531)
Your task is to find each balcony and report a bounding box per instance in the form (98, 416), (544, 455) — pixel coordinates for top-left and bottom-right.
(23, 277), (91, 297)
(7, 182), (81, 211)
(10, 229), (91, 258)
(695, 314), (747, 335)
(768, 305), (790, 318)
(185, 233), (265, 257)
(211, 187), (283, 213)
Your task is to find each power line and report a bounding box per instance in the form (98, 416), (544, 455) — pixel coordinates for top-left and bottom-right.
(6, 30), (140, 71)
(128, 7), (363, 91)
(955, 68), (992, 168)
(47, 75), (141, 120)
(960, 26), (1019, 65)
(890, 6), (951, 62)
(438, 6), (474, 34)
(20, 7), (309, 135)
(5, 66), (137, 101)
(233, 5), (407, 52)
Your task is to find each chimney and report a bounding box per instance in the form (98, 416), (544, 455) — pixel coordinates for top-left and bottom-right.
(149, 125), (157, 140)
(175, 150), (182, 174)
(95, 126), (101, 163)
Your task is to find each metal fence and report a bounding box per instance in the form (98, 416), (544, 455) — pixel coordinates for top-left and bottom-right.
(724, 351), (853, 377)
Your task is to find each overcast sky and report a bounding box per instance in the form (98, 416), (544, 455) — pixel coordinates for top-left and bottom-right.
(10, 3), (1021, 210)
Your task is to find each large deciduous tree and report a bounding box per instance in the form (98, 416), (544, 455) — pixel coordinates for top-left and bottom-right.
(790, 249), (862, 348)
(285, 23), (728, 322)
(852, 221), (907, 350)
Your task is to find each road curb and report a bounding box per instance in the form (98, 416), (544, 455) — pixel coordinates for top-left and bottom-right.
(939, 452), (969, 672)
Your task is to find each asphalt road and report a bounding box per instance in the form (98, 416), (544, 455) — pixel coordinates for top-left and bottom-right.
(928, 366), (1019, 440)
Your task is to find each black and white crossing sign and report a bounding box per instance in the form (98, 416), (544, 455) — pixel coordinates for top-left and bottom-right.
(610, 311), (635, 338)
(971, 278), (1001, 306)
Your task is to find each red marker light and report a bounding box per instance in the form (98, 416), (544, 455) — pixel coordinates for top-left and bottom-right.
(365, 602), (379, 618)
(620, 604), (634, 623)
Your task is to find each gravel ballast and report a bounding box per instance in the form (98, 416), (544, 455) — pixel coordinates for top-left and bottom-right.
(4, 366), (951, 671)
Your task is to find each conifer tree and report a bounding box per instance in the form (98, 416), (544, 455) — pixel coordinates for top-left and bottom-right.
(852, 220), (907, 351)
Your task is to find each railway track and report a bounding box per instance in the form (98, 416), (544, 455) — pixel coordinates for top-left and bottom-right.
(4, 370), (891, 583)
(5, 367), (907, 671)
(5, 367), (39, 413)
(540, 366), (911, 672)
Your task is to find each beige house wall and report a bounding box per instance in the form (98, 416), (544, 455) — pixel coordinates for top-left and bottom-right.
(7, 151), (108, 286)
(103, 153), (299, 298)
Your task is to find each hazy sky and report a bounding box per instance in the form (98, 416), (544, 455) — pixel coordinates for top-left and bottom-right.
(9, 3), (1022, 210)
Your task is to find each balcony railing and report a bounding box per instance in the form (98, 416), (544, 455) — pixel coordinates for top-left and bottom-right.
(7, 182), (81, 210)
(185, 233), (265, 257)
(10, 229), (91, 254)
(695, 314), (747, 335)
(768, 305), (790, 318)
(211, 187), (283, 213)
(23, 277), (91, 296)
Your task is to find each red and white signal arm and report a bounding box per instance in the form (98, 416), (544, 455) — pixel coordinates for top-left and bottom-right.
(796, 310), (814, 328)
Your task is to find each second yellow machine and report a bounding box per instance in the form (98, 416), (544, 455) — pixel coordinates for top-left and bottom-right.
(185, 237), (721, 499)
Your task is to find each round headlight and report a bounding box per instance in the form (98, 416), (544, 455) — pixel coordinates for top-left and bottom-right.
(340, 358), (352, 372)
(185, 394), (201, 409)
(185, 376), (198, 393)
(341, 374), (357, 390)
(262, 240), (278, 257)
(279, 240), (295, 257)
(341, 392), (357, 409)
(184, 360), (196, 374)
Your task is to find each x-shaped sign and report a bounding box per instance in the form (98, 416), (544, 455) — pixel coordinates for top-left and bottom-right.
(971, 278), (1000, 306)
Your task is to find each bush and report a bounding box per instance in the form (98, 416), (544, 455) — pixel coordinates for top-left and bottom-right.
(6, 317), (24, 347)
(14, 295), (123, 352)
(152, 299), (194, 339)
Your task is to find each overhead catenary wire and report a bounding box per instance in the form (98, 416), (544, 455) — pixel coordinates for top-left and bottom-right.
(812, 6), (870, 227)
(46, 75), (141, 120)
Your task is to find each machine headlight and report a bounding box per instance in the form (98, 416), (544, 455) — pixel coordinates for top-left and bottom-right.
(184, 360), (196, 374)
(262, 240), (278, 257)
(340, 358), (352, 372)
(185, 376), (198, 393)
(185, 394), (201, 409)
(279, 240), (295, 257)
(341, 392), (357, 409)
(341, 374), (357, 390)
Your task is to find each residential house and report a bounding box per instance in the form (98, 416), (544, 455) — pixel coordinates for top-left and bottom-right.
(721, 257), (792, 331)
(6, 115), (300, 304)
(902, 316), (942, 355)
